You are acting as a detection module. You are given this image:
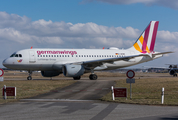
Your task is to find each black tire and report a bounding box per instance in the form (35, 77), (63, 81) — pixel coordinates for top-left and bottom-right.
(27, 76), (32, 80)
(73, 76), (81, 80)
(89, 74), (97, 80)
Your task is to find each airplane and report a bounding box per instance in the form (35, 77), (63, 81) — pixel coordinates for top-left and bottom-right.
(2, 21), (173, 80)
(143, 64), (178, 77)
(167, 64), (178, 77)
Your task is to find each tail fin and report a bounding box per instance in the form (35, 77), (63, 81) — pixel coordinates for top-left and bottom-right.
(132, 21), (159, 53)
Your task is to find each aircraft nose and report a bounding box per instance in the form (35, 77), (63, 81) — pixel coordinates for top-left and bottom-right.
(2, 58), (11, 68)
(2, 59), (7, 67)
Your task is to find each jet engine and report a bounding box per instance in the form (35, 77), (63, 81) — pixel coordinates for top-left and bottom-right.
(63, 64), (85, 77)
(41, 71), (61, 77)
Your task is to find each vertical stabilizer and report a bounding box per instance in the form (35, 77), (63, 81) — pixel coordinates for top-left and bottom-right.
(132, 21), (159, 53)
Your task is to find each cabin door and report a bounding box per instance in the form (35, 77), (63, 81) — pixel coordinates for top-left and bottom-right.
(29, 51), (36, 63)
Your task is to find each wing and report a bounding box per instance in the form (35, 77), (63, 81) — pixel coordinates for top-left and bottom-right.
(72, 54), (146, 69)
(73, 51), (173, 69)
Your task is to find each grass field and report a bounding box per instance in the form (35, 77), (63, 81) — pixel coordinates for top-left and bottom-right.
(1, 70), (178, 105)
(101, 77), (178, 105)
(0, 80), (76, 104)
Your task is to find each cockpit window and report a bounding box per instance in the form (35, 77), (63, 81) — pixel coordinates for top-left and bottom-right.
(10, 53), (16, 57)
(10, 53), (22, 57)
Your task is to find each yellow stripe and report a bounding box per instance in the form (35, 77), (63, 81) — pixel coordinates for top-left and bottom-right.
(139, 36), (150, 53)
(133, 43), (142, 52)
(146, 45), (150, 53)
(139, 36), (144, 44)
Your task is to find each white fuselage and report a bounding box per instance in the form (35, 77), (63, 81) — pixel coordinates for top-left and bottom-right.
(3, 48), (161, 72)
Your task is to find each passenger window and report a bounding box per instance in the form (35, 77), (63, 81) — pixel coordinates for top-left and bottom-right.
(54, 55), (56, 57)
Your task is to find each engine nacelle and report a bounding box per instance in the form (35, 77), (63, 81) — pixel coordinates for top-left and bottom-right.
(169, 69), (175, 75)
(63, 64), (85, 77)
(41, 71), (61, 77)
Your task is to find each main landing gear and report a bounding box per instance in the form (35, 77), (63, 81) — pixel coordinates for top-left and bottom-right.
(173, 74), (177, 77)
(27, 71), (32, 80)
(73, 76), (81, 80)
(72, 74), (97, 80)
(89, 70), (98, 80)
(89, 74), (97, 80)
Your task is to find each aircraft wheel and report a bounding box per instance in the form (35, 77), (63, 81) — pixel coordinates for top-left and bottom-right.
(73, 76), (81, 80)
(27, 76), (32, 80)
(173, 74), (177, 77)
(89, 74), (97, 80)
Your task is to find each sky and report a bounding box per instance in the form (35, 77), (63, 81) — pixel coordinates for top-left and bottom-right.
(0, 0), (178, 69)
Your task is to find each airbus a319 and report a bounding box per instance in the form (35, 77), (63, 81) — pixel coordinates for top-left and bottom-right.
(3, 21), (172, 80)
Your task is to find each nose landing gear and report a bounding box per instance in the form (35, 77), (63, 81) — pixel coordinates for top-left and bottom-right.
(27, 71), (32, 80)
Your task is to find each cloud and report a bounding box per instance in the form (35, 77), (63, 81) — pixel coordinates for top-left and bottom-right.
(0, 11), (177, 68)
(82, 0), (178, 9)
(157, 31), (178, 43)
(0, 11), (141, 49)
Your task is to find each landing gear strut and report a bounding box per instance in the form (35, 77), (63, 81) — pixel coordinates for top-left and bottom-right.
(27, 71), (32, 80)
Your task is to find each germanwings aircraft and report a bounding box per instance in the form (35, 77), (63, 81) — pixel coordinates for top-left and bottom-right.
(3, 21), (172, 80)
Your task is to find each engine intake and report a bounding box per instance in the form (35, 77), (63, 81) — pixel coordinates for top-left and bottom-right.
(63, 64), (85, 77)
(169, 69), (175, 75)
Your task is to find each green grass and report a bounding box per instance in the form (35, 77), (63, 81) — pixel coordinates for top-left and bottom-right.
(1, 71), (178, 106)
(0, 80), (76, 104)
(101, 77), (178, 105)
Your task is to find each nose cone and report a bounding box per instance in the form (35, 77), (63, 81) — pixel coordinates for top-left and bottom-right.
(2, 58), (12, 68)
(2, 59), (8, 67)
